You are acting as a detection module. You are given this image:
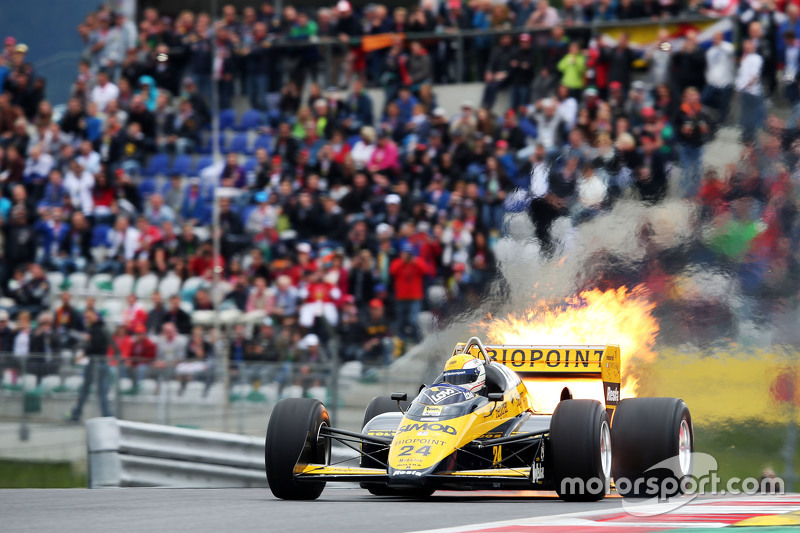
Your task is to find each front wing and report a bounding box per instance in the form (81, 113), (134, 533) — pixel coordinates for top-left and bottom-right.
(296, 464), (539, 489)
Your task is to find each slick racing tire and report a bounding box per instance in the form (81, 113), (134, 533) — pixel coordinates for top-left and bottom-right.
(265, 398), (330, 500)
(611, 397), (693, 498)
(550, 399), (611, 502)
(360, 396), (433, 498)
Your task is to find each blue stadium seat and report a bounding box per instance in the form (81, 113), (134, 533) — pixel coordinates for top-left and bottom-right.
(194, 156), (214, 174)
(242, 157), (258, 174)
(91, 224), (111, 247)
(199, 133), (227, 155)
(138, 179), (157, 198)
(252, 135), (272, 155)
(142, 154), (170, 177)
(219, 108), (236, 131)
(240, 204), (257, 226)
(170, 154), (193, 176)
(237, 109), (263, 131)
(347, 135), (360, 148)
(227, 133), (249, 155)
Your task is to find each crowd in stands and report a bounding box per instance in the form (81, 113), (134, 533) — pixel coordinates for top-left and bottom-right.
(1, 0), (800, 410)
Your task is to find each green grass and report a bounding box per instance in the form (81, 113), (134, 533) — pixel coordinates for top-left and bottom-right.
(0, 460), (86, 488)
(695, 422), (798, 484)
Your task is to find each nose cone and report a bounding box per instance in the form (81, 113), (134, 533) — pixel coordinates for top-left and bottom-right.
(387, 417), (464, 484)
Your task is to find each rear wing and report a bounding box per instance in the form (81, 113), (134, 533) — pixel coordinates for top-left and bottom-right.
(453, 342), (621, 415)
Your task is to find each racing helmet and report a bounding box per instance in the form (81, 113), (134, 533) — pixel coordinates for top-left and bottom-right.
(440, 353), (486, 394)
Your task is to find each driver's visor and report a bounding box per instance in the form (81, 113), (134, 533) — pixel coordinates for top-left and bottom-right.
(441, 368), (479, 386)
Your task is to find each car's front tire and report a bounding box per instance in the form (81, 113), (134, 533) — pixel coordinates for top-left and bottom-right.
(611, 397), (693, 498)
(549, 399), (611, 502)
(265, 398), (330, 500)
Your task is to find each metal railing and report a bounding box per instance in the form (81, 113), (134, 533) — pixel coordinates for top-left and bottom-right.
(163, 14), (720, 88)
(0, 348), (417, 439)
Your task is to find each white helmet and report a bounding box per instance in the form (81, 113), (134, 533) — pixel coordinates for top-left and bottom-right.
(441, 354), (487, 394)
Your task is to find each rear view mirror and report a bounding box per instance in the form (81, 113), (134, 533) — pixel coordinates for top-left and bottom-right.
(488, 392), (504, 402)
(391, 392), (408, 402)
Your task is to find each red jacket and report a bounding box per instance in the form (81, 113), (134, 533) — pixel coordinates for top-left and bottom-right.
(303, 281), (338, 303)
(390, 257), (434, 301)
(128, 338), (157, 365)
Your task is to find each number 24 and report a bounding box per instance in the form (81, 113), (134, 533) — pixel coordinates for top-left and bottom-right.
(398, 445), (432, 457)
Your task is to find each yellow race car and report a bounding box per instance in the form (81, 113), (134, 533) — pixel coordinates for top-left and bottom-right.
(265, 337), (693, 501)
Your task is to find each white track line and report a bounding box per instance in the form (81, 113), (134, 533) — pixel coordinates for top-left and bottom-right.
(410, 493), (800, 533)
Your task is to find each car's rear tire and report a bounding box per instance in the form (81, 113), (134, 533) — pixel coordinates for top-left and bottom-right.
(549, 399), (611, 502)
(266, 398), (330, 500)
(360, 396), (434, 498)
(611, 397), (693, 498)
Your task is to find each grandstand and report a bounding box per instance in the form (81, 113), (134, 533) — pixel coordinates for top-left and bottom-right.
(1, 0), (799, 436)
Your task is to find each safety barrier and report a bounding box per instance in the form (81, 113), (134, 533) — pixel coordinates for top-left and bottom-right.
(86, 417), (266, 488)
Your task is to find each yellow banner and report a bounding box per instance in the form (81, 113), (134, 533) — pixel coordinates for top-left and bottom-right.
(636, 348), (800, 426)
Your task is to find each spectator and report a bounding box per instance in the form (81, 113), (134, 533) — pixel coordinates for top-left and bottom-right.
(635, 134), (669, 203)
(744, 17), (778, 97)
(10, 263), (49, 318)
(675, 87), (712, 196)
(89, 69), (119, 113)
(269, 274), (299, 320)
(28, 311), (61, 384)
(248, 317), (280, 365)
(407, 41), (432, 91)
(605, 32), (638, 92)
(63, 159), (94, 216)
(342, 79), (374, 132)
(106, 215), (140, 266)
(783, 30), (800, 106)
(56, 211), (91, 274)
(162, 294), (192, 335)
(558, 41), (588, 100)
(298, 268), (340, 329)
(53, 291), (82, 347)
(389, 242), (433, 343)
(153, 322), (187, 380)
(144, 193), (176, 226)
(532, 98), (565, 156)
(482, 34), (514, 110)
(23, 143), (54, 184)
(0, 310), (13, 354)
(146, 292), (167, 334)
(736, 39), (766, 143)
(526, 0), (560, 28)
(509, 33), (536, 112)
(703, 32), (736, 124)
(66, 308), (112, 422)
(122, 294), (148, 332)
(126, 323), (156, 387)
(160, 99), (201, 155)
(11, 310), (32, 374)
(175, 326), (214, 395)
(362, 298), (394, 366)
(670, 30), (706, 98)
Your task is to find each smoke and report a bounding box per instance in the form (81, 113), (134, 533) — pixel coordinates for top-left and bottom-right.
(399, 199), (690, 380)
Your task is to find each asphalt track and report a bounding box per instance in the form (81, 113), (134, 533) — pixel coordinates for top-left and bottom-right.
(1, 487), (623, 533)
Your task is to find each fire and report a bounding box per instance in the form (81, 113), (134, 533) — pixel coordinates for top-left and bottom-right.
(481, 286), (658, 412)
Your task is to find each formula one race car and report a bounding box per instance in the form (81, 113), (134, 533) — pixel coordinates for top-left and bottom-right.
(265, 337), (693, 501)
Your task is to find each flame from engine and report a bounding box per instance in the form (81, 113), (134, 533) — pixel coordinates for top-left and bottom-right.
(481, 286), (658, 411)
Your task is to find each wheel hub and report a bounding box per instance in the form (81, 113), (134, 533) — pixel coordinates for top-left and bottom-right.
(678, 419), (692, 476)
(600, 420), (611, 481)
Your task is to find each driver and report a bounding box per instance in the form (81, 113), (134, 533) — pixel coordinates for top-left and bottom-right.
(439, 353), (487, 397)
